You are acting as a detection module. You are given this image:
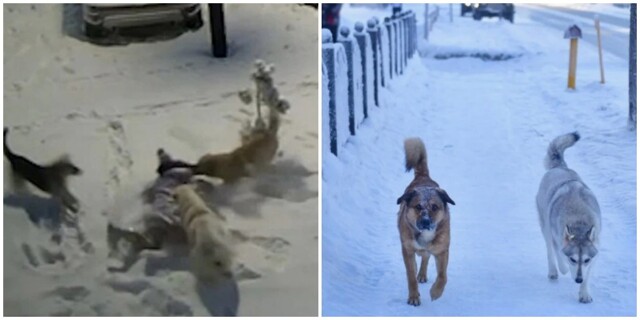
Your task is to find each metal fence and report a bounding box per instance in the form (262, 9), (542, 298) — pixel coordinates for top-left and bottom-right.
(322, 10), (418, 156)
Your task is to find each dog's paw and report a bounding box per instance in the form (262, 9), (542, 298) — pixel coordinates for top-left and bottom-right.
(417, 274), (428, 283)
(579, 293), (593, 304)
(548, 273), (558, 280)
(407, 294), (421, 306)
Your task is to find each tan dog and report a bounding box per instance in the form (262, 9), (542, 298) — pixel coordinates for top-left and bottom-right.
(193, 105), (284, 183)
(396, 138), (455, 306)
(174, 184), (235, 284)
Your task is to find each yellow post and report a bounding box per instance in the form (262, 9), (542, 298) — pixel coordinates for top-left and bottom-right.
(568, 38), (578, 89)
(595, 17), (605, 84)
(564, 25), (582, 90)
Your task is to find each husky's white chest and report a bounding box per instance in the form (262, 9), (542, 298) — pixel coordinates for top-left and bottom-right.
(413, 229), (436, 250)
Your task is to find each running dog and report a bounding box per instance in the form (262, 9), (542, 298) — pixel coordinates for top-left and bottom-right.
(396, 137), (455, 306)
(536, 132), (601, 303)
(4, 128), (82, 213)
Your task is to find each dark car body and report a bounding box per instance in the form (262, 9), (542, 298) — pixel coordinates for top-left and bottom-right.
(83, 4), (203, 38)
(472, 3), (514, 23)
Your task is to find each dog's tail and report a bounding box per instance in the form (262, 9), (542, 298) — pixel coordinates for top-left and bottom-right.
(3, 127), (15, 160)
(544, 132), (580, 170)
(404, 137), (429, 178)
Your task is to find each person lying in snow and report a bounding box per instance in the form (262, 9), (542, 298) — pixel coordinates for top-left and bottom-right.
(107, 149), (215, 272)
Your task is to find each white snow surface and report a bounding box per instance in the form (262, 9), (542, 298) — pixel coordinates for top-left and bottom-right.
(3, 4), (318, 316)
(322, 4), (636, 317)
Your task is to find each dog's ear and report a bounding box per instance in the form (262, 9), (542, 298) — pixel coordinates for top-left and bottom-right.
(564, 225), (575, 241)
(587, 226), (596, 242)
(397, 190), (417, 205)
(436, 188), (455, 206)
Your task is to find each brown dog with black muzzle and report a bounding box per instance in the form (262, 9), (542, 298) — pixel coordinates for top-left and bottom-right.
(396, 137), (455, 306)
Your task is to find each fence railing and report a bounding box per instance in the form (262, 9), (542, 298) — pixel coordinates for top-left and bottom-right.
(424, 4), (440, 41)
(322, 10), (418, 156)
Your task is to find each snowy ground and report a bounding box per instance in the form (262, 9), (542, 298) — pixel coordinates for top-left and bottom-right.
(3, 4), (318, 316)
(323, 4), (636, 316)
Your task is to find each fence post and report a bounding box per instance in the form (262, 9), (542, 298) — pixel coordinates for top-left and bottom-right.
(411, 11), (417, 56)
(208, 4), (227, 58)
(367, 19), (381, 107)
(630, 3), (637, 130)
(396, 16), (401, 75)
(337, 26), (364, 135)
(354, 22), (373, 119)
(404, 12), (410, 65)
(322, 31), (348, 156)
(384, 17), (394, 80)
(375, 17), (386, 88)
(424, 4), (430, 41)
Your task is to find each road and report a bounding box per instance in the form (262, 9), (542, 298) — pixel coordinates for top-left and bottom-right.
(519, 4), (631, 61)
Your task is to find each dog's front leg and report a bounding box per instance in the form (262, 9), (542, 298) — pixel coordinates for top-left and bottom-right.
(402, 246), (420, 306)
(417, 252), (430, 283)
(430, 249), (449, 301)
(578, 266), (593, 303)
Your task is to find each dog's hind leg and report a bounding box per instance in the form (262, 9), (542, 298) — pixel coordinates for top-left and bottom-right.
(417, 252), (430, 283)
(553, 240), (569, 275)
(543, 232), (558, 280)
(430, 250), (448, 301)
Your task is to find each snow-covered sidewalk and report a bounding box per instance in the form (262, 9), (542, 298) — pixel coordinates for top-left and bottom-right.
(322, 5), (635, 316)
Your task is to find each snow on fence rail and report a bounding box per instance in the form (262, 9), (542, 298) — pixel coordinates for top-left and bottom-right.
(322, 10), (417, 156)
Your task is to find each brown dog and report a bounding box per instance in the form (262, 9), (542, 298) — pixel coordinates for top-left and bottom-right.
(156, 105), (285, 184)
(396, 137), (455, 306)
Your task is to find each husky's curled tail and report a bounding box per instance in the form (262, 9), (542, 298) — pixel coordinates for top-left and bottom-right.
(544, 131), (580, 170)
(404, 137), (429, 178)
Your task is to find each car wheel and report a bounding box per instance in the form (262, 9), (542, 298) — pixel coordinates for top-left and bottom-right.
(505, 11), (514, 23)
(84, 22), (106, 38)
(185, 13), (204, 30)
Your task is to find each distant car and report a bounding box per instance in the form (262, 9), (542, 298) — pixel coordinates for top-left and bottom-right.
(472, 4), (514, 23)
(322, 4), (342, 42)
(461, 3), (476, 16)
(83, 4), (203, 38)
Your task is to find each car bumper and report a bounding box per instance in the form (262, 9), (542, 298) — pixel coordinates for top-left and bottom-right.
(84, 4), (201, 28)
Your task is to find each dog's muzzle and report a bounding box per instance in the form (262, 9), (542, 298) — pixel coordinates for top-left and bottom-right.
(417, 217), (433, 231)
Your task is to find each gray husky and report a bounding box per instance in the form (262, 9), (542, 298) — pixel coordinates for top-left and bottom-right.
(536, 132), (601, 303)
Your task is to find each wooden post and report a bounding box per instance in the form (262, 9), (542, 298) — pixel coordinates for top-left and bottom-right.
(595, 16), (605, 84)
(209, 4), (227, 58)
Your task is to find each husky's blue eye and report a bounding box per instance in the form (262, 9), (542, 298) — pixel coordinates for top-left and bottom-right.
(569, 258), (577, 263)
(584, 258), (590, 264)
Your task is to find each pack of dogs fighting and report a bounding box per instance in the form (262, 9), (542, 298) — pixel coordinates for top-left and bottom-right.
(3, 60), (289, 285)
